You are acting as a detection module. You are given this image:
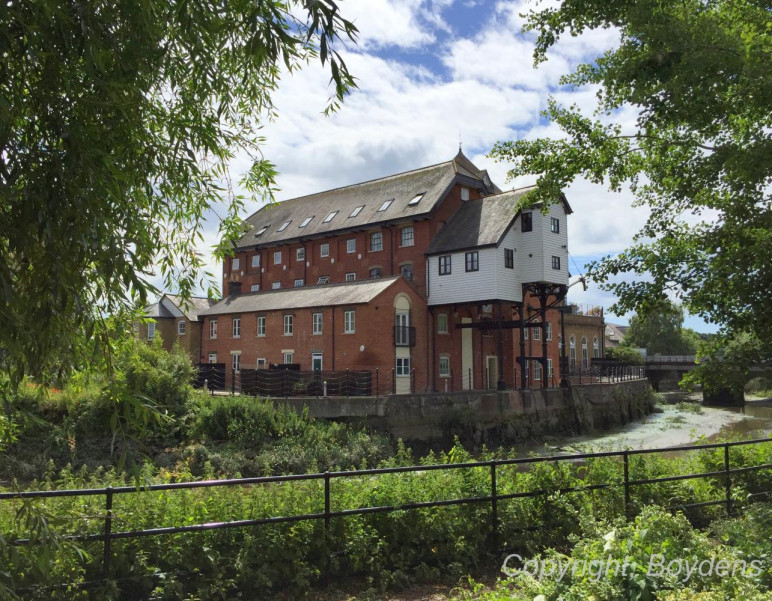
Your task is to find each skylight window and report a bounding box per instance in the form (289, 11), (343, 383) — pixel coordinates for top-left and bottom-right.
(408, 193), (425, 206)
(378, 199), (393, 212)
(323, 211), (338, 223)
(277, 220), (291, 232)
(299, 216), (313, 228)
(349, 205), (364, 218)
(255, 225), (270, 237)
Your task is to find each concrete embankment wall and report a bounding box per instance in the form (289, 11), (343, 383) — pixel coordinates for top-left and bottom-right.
(272, 379), (655, 448)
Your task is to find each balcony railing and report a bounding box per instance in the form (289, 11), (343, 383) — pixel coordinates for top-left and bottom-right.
(393, 325), (416, 347)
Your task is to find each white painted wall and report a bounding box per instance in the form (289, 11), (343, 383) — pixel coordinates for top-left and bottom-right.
(427, 247), (499, 305)
(426, 202), (569, 305)
(512, 203), (568, 285)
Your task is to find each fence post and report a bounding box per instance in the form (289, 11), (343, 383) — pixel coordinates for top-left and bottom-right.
(376, 368), (379, 400)
(468, 368), (472, 390)
(324, 471), (331, 532)
(103, 487), (113, 579)
(623, 451), (630, 521)
(231, 369), (235, 395)
(724, 443), (732, 516)
(392, 369), (396, 394)
(490, 462), (498, 551)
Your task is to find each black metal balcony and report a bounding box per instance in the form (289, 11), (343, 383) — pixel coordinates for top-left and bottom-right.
(393, 325), (416, 347)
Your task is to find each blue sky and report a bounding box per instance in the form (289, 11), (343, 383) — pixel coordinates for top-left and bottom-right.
(192, 0), (717, 333)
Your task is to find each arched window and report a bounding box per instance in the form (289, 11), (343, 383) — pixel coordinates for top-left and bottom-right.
(581, 337), (588, 368)
(569, 336), (576, 369)
(593, 336), (599, 358)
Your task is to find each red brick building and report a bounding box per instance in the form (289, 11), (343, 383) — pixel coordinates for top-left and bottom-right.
(200, 151), (573, 393)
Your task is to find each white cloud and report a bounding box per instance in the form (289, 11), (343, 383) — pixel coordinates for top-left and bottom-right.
(339, 0), (445, 49)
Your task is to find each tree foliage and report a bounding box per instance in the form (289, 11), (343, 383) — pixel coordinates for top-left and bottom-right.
(0, 0), (357, 387)
(624, 301), (698, 355)
(490, 0), (772, 365)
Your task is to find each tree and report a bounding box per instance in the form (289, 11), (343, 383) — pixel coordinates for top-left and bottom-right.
(489, 0), (772, 370)
(624, 301), (697, 355)
(0, 1), (356, 387)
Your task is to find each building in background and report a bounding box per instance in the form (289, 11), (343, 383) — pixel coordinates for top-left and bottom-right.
(562, 305), (606, 374)
(604, 322), (629, 349)
(200, 151), (573, 393)
(138, 294), (216, 363)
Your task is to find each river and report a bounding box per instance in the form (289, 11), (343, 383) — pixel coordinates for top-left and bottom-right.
(526, 394), (772, 455)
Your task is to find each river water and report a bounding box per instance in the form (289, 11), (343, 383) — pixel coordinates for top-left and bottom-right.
(521, 395), (772, 455)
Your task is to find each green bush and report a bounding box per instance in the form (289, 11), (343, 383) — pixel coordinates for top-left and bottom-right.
(606, 346), (646, 365)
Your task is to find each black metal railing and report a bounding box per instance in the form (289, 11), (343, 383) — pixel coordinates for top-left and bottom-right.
(4, 437), (772, 592)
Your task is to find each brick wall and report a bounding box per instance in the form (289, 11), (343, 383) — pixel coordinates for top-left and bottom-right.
(201, 278), (429, 391)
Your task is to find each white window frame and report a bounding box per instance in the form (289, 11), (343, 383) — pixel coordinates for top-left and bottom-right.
(250, 284), (260, 292)
(593, 336), (600, 358)
(533, 326), (541, 341)
(546, 322), (553, 341)
(208, 353), (217, 364)
(294, 279), (304, 287)
(232, 353), (241, 372)
(548, 358), (554, 378)
(312, 312), (323, 335)
(257, 316), (266, 337)
(320, 243), (330, 258)
(524, 327), (528, 340)
(534, 361), (542, 381)
(209, 319), (217, 339)
(461, 187), (469, 201)
(396, 357), (411, 376)
(232, 258), (240, 271)
(370, 231), (383, 252)
(400, 226), (414, 247)
(178, 320), (186, 335)
(272, 282), (281, 289)
(284, 314), (293, 336)
(437, 313), (448, 334)
(251, 254), (260, 268)
(283, 351), (294, 364)
(232, 317), (241, 338)
(273, 251), (282, 265)
(147, 321), (155, 340)
(344, 310), (355, 334)
(439, 355), (451, 378)
(347, 239), (356, 254)
(345, 272), (356, 282)
(296, 247), (305, 262)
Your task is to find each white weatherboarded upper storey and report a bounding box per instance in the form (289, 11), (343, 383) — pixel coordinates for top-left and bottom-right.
(425, 190), (569, 306)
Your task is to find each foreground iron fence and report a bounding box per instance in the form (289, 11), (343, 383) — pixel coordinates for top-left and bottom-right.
(4, 437), (772, 592)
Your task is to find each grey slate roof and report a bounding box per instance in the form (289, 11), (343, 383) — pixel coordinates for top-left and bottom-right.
(165, 295), (216, 321)
(425, 187), (536, 255)
(143, 302), (173, 319)
(235, 151), (498, 251)
(200, 277), (402, 316)
(144, 295), (216, 321)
